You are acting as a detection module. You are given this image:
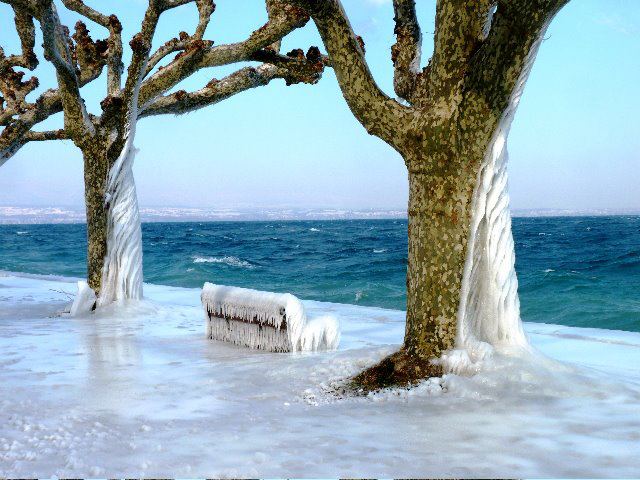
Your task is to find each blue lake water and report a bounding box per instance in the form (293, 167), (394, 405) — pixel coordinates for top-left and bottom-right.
(1, 216), (638, 332)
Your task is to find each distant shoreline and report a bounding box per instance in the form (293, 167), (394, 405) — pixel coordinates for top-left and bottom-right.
(1, 206), (639, 225)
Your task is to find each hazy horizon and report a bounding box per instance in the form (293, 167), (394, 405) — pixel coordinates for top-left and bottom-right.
(2, 204), (639, 225)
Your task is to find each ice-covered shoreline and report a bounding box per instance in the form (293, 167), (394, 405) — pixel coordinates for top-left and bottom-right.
(1, 271), (639, 477)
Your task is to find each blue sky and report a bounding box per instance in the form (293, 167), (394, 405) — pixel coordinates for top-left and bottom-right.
(0, 0), (639, 211)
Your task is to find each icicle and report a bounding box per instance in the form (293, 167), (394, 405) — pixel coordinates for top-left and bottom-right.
(98, 69), (144, 306)
(455, 24), (551, 360)
(202, 283), (340, 352)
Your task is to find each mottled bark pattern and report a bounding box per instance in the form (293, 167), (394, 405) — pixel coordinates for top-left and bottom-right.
(402, 112), (496, 357)
(82, 142), (109, 292)
(81, 123), (125, 293)
(405, 169), (473, 356)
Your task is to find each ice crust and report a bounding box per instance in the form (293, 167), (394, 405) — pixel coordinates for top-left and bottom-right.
(1, 272), (640, 477)
(202, 282), (340, 352)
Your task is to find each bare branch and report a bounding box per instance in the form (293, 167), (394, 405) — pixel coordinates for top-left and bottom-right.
(105, 15), (123, 94)
(38, 0), (93, 139)
(391, 0), (421, 103)
(60, 0), (110, 27)
(25, 128), (68, 141)
(250, 46), (326, 85)
(144, 34), (190, 78)
(138, 4), (310, 109)
(71, 21), (109, 81)
(0, 7), (38, 70)
(142, 45), (326, 117)
(140, 66), (278, 117)
(420, 0), (494, 109)
(0, 68), (39, 124)
(285, 0), (412, 149)
(0, 0), (38, 14)
(194, 0), (215, 39)
(0, 88), (61, 165)
(466, 0), (569, 113)
(161, 0), (195, 9)
(144, 1), (214, 78)
(123, 2), (162, 106)
(59, 0), (124, 93)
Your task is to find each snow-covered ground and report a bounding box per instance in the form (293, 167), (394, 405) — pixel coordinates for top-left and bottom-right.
(1, 271), (639, 477)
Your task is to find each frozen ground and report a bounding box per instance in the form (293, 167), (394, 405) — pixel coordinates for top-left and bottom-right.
(1, 271), (639, 477)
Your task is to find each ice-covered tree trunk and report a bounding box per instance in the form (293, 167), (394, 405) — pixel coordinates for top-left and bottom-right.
(284, 0), (568, 388)
(78, 122), (143, 309)
(97, 92), (144, 306)
(408, 31), (548, 359)
(455, 117), (527, 358)
(455, 25), (548, 360)
(455, 137), (528, 358)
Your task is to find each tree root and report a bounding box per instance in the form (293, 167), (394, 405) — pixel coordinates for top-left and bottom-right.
(351, 348), (443, 393)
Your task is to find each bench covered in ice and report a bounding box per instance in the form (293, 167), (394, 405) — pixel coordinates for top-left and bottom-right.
(201, 283), (340, 352)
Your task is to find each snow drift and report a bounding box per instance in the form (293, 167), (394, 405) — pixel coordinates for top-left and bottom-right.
(202, 283), (340, 352)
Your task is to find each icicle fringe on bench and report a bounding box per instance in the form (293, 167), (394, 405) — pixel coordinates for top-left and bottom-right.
(201, 283), (340, 352)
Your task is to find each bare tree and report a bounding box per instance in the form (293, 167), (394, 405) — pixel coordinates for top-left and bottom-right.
(285, 0), (569, 389)
(1, 0), (326, 305)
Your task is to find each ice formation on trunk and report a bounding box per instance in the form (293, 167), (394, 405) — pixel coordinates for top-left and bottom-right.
(202, 283), (340, 352)
(454, 26), (551, 364)
(97, 84), (144, 306)
(70, 280), (97, 316)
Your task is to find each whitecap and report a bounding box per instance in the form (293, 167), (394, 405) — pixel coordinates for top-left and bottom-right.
(193, 256), (253, 268)
(309, 228), (320, 232)
(373, 248), (387, 254)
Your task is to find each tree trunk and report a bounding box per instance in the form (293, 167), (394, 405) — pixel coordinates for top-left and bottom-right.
(403, 119), (529, 372)
(354, 133), (522, 389)
(295, 0), (564, 391)
(455, 125), (528, 360)
(82, 143), (110, 294)
(79, 126), (143, 306)
(404, 165), (477, 359)
(96, 119), (143, 306)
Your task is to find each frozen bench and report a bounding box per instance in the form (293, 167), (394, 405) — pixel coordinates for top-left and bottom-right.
(201, 283), (340, 352)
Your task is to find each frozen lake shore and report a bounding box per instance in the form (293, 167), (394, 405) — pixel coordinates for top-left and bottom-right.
(1, 271), (639, 477)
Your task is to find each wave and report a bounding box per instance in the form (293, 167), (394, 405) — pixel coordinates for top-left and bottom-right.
(309, 228), (320, 232)
(192, 256), (253, 268)
(373, 248), (387, 253)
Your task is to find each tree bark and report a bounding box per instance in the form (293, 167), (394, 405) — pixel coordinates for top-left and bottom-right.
(353, 136), (487, 391)
(404, 166), (477, 358)
(82, 141), (109, 294)
(97, 117), (144, 306)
